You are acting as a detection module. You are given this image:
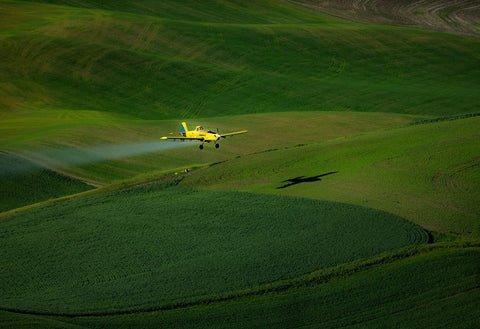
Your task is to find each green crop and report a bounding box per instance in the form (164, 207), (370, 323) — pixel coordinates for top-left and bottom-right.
(0, 183), (427, 315)
(68, 248), (480, 329)
(0, 152), (93, 212)
(1, 1), (479, 119)
(1, 247), (478, 328)
(1, 1), (479, 327)
(183, 116), (480, 237)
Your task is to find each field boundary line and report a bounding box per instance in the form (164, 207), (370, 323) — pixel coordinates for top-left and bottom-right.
(408, 112), (480, 126)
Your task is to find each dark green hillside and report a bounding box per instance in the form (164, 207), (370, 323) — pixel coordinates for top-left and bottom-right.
(65, 248), (480, 329)
(2, 247), (478, 328)
(22, 0), (326, 23)
(1, 0), (479, 118)
(0, 183), (427, 315)
(0, 152), (93, 212)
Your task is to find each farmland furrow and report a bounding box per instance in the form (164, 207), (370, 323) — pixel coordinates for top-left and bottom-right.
(431, 158), (480, 194)
(406, 224), (429, 244)
(297, 0), (480, 37)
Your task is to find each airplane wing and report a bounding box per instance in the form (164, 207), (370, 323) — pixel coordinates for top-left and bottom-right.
(220, 130), (248, 138)
(160, 136), (204, 141)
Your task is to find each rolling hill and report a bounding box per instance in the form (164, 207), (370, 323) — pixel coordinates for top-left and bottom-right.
(1, 0), (479, 119)
(1, 0), (479, 328)
(0, 183), (427, 315)
(182, 115), (480, 237)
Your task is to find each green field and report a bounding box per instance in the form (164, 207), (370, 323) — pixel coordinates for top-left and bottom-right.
(183, 116), (480, 237)
(1, 110), (420, 186)
(0, 152), (93, 212)
(1, 246), (478, 328)
(52, 247), (480, 329)
(2, 1), (479, 119)
(0, 183), (427, 315)
(1, 0), (479, 327)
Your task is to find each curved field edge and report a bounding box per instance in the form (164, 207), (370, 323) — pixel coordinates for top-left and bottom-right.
(0, 185), (427, 315)
(0, 242), (478, 322)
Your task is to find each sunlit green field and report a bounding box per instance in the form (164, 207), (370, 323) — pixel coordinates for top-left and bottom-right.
(183, 116), (480, 237)
(2, 1), (479, 119)
(1, 0), (479, 328)
(1, 110), (420, 183)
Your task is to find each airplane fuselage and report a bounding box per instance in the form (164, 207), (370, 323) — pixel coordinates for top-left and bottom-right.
(161, 122), (247, 149)
(184, 126), (220, 141)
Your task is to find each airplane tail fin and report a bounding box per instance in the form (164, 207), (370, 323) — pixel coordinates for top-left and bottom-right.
(181, 122), (188, 136)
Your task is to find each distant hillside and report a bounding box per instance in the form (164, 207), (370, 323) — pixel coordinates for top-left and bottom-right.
(19, 0), (325, 23)
(1, 0), (479, 119)
(297, 0), (480, 37)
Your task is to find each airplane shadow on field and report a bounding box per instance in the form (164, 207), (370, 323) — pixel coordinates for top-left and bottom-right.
(276, 171), (338, 189)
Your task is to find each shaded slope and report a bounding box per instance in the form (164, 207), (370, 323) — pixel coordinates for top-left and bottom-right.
(2, 247), (478, 328)
(1, 1), (480, 118)
(76, 248), (480, 329)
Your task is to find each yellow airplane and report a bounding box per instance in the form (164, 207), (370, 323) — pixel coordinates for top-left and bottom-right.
(161, 122), (247, 150)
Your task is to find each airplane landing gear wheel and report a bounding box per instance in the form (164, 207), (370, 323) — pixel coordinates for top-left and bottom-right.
(215, 143), (219, 149)
(199, 144), (204, 150)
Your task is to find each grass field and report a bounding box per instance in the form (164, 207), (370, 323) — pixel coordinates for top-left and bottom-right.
(70, 247), (480, 329)
(1, 1), (479, 119)
(1, 0), (479, 327)
(1, 246), (478, 328)
(183, 116), (480, 237)
(1, 110), (419, 184)
(0, 182), (427, 315)
(0, 152), (93, 212)
(59, 247), (480, 329)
